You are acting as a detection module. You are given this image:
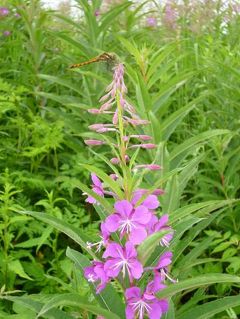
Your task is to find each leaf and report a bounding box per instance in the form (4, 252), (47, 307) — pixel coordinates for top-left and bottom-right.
(178, 296), (240, 319)
(37, 293), (121, 319)
(156, 274), (240, 299)
(38, 74), (81, 94)
(99, 2), (132, 34)
(8, 260), (32, 281)
(1, 296), (74, 319)
(160, 95), (207, 141)
(17, 210), (97, 259)
(170, 199), (238, 224)
(163, 299), (175, 319)
(137, 230), (169, 265)
(212, 242), (232, 254)
(66, 247), (125, 318)
(169, 130), (231, 168)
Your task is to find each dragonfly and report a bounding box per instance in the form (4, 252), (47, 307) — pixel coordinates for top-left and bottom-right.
(69, 52), (117, 69)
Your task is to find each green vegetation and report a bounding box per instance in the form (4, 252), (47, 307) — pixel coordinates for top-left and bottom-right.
(0, 0), (239, 318)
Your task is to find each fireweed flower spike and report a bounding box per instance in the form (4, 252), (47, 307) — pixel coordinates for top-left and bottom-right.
(83, 61), (175, 317)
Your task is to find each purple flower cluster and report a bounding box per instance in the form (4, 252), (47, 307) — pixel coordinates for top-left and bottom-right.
(0, 6), (20, 38)
(0, 7), (9, 17)
(83, 62), (175, 318)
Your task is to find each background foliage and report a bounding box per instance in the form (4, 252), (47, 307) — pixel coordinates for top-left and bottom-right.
(0, 0), (239, 318)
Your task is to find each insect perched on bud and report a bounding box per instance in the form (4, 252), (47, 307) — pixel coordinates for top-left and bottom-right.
(69, 52), (117, 69)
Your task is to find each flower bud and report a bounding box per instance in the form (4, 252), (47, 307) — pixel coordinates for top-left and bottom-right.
(88, 108), (101, 114)
(130, 135), (152, 141)
(84, 139), (105, 146)
(134, 164), (162, 170)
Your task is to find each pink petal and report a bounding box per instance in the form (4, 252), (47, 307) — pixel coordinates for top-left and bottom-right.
(132, 205), (152, 225)
(103, 243), (122, 258)
(129, 227), (147, 245)
(158, 299), (169, 313)
(91, 173), (102, 187)
(104, 214), (120, 232)
(155, 214), (169, 230)
(157, 251), (173, 269)
(125, 305), (135, 319)
(125, 286), (141, 301)
(85, 196), (96, 204)
(114, 200), (133, 218)
(125, 241), (137, 259)
(104, 259), (121, 278)
(142, 195), (159, 209)
(129, 259), (143, 279)
(149, 301), (163, 319)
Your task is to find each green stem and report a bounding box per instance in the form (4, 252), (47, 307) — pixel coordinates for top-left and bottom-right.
(116, 91), (132, 200)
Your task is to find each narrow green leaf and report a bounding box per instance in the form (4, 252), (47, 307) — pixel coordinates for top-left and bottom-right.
(8, 260), (32, 281)
(138, 230), (169, 265)
(169, 130), (230, 168)
(156, 274), (240, 299)
(17, 210), (97, 259)
(99, 2), (132, 33)
(160, 96), (205, 141)
(37, 293), (121, 319)
(1, 296), (74, 319)
(38, 74), (81, 94)
(178, 296), (240, 319)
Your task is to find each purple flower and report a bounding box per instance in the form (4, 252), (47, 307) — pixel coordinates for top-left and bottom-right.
(146, 272), (167, 295)
(148, 214), (174, 247)
(163, 2), (177, 30)
(132, 190), (160, 210)
(0, 7), (9, 16)
(2, 30), (11, 37)
(146, 17), (157, 27)
(95, 9), (100, 17)
(103, 242), (143, 281)
(86, 222), (110, 252)
(147, 251), (176, 284)
(125, 286), (168, 319)
(84, 261), (109, 293)
(104, 200), (152, 244)
(85, 174), (104, 204)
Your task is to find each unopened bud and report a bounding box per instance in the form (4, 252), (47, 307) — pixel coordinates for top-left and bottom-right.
(84, 139), (105, 146)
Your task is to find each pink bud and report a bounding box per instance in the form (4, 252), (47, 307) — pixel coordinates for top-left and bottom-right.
(100, 101), (113, 111)
(140, 144), (156, 149)
(153, 189), (165, 195)
(125, 117), (150, 126)
(130, 144), (156, 149)
(134, 164), (162, 170)
(112, 110), (118, 125)
(88, 108), (101, 114)
(109, 174), (118, 180)
(97, 128), (116, 133)
(88, 124), (105, 131)
(110, 157), (120, 165)
(130, 135), (152, 141)
(95, 9), (100, 17)
(84, 139), (105, 146)
(88, 124), (114, 132)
